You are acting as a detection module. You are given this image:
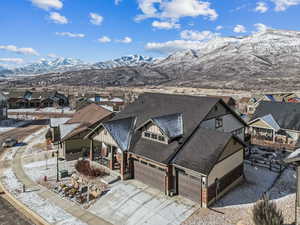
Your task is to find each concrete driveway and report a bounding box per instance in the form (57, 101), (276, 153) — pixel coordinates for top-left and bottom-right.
(89, 180), (199, 225)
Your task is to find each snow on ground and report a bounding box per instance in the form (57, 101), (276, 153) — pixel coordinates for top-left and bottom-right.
(2, 169), (87, 225)
(8, 107), (75, 114)
(215, 164), (279, 208)
(183, 164), (297, 225)
(0, 119), (29, 134)
(1, 145), (20, 161)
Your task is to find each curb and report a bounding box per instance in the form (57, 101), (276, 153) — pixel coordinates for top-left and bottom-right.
(0, 181), (51, 225)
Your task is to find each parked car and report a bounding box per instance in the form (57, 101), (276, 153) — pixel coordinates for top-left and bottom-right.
(2, 138), (18, 148)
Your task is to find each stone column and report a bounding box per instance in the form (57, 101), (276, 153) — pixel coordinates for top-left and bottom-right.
(120, 152), (127, 180)
(109, 147), (115, 170)
(201, 177), (208, 208)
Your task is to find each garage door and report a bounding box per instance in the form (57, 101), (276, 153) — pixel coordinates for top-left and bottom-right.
(177, 171), (202, 203)
(133, 160), (166, 192)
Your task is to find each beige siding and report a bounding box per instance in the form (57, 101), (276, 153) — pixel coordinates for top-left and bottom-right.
(250, 119), (273, 129)
(93, 127), (118, 147)
(145, 123), (164, 135)
(208, 150), (243, 186)
(65, 139), (90, 152)
(218, 138), (244, 161)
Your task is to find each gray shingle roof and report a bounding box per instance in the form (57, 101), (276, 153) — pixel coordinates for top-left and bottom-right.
(252, 101), (300, 131)
(173, 128), (232, 175)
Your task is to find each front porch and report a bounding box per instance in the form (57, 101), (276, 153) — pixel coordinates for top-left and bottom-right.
(89, 140), (129, 180)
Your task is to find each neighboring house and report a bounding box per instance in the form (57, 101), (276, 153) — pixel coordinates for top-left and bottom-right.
(59, 103), (114, 161)
(0, 92), (7, 120)
(7, 90), (69, 109)
(86, 93), (246, 207)
(76, 94), (125, 112)
(248, 101), (300, 151)
(208, 95), (237, 109)
(50, 117), (70, 143)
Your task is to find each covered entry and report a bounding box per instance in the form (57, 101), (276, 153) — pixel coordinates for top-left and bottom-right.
(177, 170), (202, 203)
(133, 160), (166, 193)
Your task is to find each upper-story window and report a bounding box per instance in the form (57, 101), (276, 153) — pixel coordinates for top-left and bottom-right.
(215, 117), (223, 128)
(143, 131), (166, 144)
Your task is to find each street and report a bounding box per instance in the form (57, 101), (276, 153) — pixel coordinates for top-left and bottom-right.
(0, 120), (48, 225)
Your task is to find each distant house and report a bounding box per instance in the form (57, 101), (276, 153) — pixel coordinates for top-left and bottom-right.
(0, 92), (7, 120)
(248, 101), (300, 151)
(86, 93), (246, 207)
(59, 103), (114, 161)
(7, 90), (69, 109)
(208, 95), (237, 109)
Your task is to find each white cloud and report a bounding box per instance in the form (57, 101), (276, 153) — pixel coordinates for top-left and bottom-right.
(115, 0), (122, 5)
(0, 58), (24, 64)
(253, 23), (270, 33)
(233, 24), (246, 33)
(89, 13), (103, 25)
(0, 45), (39, 55)
(55, 32), (85, 38)
(49, 12), (68, 24)
(47, 53), (58, 58)
(180, 30), (219, 41)
(136, 0), (218, 21)
(271, 0), (300, 11)
(215, 25), (223, 31)
(30, 0), (63, 10)
(98, 36), (111, 43)
(255, 2), (268, 13)
(152, 20), (180, 29)
(117, 37), (133, 43)
(145, 40), (204, 54)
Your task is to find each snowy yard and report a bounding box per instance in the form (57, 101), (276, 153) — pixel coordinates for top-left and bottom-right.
(2, 169), (87, 225)
(183, 164), (296, 225)
(8, 107), (75, 114)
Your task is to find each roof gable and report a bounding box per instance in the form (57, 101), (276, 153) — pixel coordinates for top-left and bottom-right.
(102, 117), (136, 151)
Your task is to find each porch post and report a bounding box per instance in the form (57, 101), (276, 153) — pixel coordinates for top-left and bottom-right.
(273, 129), (276, 143)
(120, 151), (127, 180)
(109, 147), (115, 170)
(89, 139), (93, 161)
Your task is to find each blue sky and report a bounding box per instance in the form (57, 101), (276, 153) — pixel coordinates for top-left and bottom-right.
(0, 0), (300, 65)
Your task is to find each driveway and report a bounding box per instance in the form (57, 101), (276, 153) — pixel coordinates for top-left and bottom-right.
(89, 180), (199, 225)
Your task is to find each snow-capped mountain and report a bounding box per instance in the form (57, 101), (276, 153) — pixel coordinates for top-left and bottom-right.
(93, 54), (155, 69)
(4, 57), (90, 76)
(0, 54), (155, 77)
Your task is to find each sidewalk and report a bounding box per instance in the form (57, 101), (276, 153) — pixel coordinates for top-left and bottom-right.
(1, 130), (112, 225)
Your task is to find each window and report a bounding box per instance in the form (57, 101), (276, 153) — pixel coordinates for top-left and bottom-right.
(158, 135), (165, 142)
(215, 117), (223, 128)
(151, 133), (158, 140)
(104, 130), (107, 135)
(144, 132), (151, 138)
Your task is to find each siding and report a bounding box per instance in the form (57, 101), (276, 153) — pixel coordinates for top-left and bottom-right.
(250, 120), (273, 129)
(93, 127), (118, 147)
(208, 150), (244, 186)
(200, 114), (245, 140)
(145, 123), (164, 135)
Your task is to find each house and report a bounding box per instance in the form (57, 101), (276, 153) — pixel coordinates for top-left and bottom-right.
(7, 90), (69, 109)
(248, 101), (300, 151)
(59, 103), (114, 160)
(50, 117), (70, 143)
(85, 93), (246, 207)
(0, 92), (7, 120)
(208, 95), (237, 109)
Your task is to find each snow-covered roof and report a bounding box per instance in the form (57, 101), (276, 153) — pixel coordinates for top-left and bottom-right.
(50, 117), (70, 127)
(59, 123), (81, 140)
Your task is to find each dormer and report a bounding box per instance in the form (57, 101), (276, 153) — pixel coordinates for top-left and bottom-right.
(139, 113), (184, 144)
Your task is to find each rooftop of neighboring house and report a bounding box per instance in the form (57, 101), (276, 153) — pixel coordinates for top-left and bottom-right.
(251, 101), (300, 131)
(61, 103), (113, 141)
(207, 95), (236, 106)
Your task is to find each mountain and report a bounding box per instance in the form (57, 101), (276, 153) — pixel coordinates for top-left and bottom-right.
(0, 55), (155, 77)
(5, 29), (300, 91)
(93, 54), (155, 69)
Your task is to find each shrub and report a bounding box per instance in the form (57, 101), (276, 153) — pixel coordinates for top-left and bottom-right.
(75, 160), (107, 178)
(253, 194), (284, 225)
